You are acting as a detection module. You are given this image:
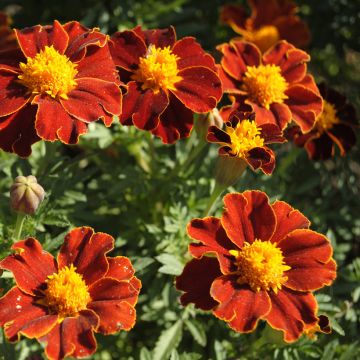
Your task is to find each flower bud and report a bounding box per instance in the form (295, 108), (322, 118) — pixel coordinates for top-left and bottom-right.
(214, 156), (247, 188)
(195, 108), (224, 141)
(10, 175), (45, 215)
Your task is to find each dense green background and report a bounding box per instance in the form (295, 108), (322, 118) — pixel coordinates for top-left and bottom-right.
(0, 0), (359, 359)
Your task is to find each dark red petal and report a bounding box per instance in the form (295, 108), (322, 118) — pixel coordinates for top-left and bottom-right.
(328, 124), (357, 156)
(172, 66), (222, 113)
(276, 16), (311, 48)
(62, 78), (121, 124)
(221, 191), (276, 246)
(34, 96), (88, 144)
(218, 42), (247, 81)
(210, 275), (271, 332)
(207, 125), (231, 145)
(247, 146), (275, 175)
(0, 104), (39, 157)
(270, 201), (310, 244)
(265, 288), (318, 342)
(231, 40), (262, 67)
(296, 74), (320, 95)
(152, 93), (194, 144)
(42, 310), (99, 360)
(120, 81), (168, 130)
(188, 217), (236, 274)
(172, 37), (216, 71)
(260, 122), (286, 143)
(218, 65), (243, 94)
(57, 227), (114, 286)
(220, 4), (247, 33)
(15, 20), (69, 58)
(176, 257), (222, 311)
(0, 238), (56, 296)
(305, 133), (334, 160)
(105, 256), (135, 281)
(0, 287), (53, 342)
(110, 30), (146, 71)
(140, 26), (176, 48)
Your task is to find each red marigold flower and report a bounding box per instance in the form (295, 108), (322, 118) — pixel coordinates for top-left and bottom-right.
(287, 83), (358, 160)
(176, 191), (336, 342)
(220, 0), (310, 53)
(0, 20), (122, 157)
(109, 26), (223, 144)
(0, 227), (141, 360)
(218, 40), (323, 134)
(207, 110), (285, 175)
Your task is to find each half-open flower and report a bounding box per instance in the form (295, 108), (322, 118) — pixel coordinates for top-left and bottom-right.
(0, 20), (121, 157)
(0, 227), (141, 360)
(176, 191), (336, 342)
(109, 26), (223, 144)
(220, 0), (310, 52)
(287, 83), (358, 160)
(207, 110), (285, 175)
(218, 40), (323, 133)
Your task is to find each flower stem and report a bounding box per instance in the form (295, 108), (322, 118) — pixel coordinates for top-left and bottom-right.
(204, 182), (226, 216)
(12, 213), (25, 242)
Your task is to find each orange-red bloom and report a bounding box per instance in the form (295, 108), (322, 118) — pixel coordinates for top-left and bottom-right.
(0, 227), (141, 360)
(109, 26), (223, 144)
(287, 83), (358, 160)
(0, 20), (121, 157)
(218, 40), (323, 134)
(176, 191), (336, 342)
(207, 110), (285, 175)
(220, 0), (310, 52)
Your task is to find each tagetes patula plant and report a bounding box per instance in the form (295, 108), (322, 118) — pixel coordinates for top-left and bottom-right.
(218, 40), (323, 134)
(0, 227), (141, 360)
(0, 20), (122, 157)
(220, 0), (310, 53)
(109, 26), (223, 144)
(287, 83), (358, 160)
(176, 191), (336, 342)
(207, 110), (285, 176)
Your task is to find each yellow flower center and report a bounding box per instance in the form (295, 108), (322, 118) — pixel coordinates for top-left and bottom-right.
(43, 264), (91, 319)
(243, 64), (288, 109)
(315, 100), (340, 133)
(229, 240), (291, 293)
(226, 120), (264, 158)
(18, 45), (78, 100)
(132, 45), (182, 93)
(244, 25), (280, 53)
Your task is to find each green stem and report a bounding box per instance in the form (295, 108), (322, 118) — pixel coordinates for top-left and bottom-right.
(203, 182), (226, 216)
(12, 213), (25, 242)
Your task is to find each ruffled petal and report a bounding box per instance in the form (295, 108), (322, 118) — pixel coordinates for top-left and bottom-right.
(210, 275), (271, 332)
(0, 238), (56, 296)
(220, 4), (247, 33)
(218, 42), (247, 81)
(57, 227), (114, 286)
(176, 257), (222, 311)
(218, 65), (243, 93)
(221, 191), (276, 247)
(265, 288), (318, 342)
(137, 26), (176, 48)
(328, 124), (357, 156)
(105, 256), (135, 281)
(276, 16), (311, 48)
(305, 133), (334, 160)
(247, 146), (275, 175)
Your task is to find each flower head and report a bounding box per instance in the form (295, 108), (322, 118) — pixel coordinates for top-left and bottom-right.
(287, 83), (358, 160)
(176, 191), (336, 342)
(0, 227), (141, 360)
(220, 0), (310, 52)
(110, 26), (222, 144)
(218, 40), (323, 133)
(0, 20), (122, 157)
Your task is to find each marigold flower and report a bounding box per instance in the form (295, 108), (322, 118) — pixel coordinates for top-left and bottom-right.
(208, 111), (285, 175)
(220, 0), (310, 52)
(0, 227), (141, 360)
(176, 191), (336, 342)
(218, 40), (323, 133)
(0, 20), (122, 157)
(287, 83), (358, 160)
(109, 26), (222, 144)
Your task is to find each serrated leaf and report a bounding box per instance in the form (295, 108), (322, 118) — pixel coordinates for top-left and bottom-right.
(140, 347), (152, 360)
(184, 319), (207, 347)
(156, 253), (183, 275)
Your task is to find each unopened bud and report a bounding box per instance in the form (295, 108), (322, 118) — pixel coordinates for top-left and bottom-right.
(10, 175), (45, 215)
(195, 108), (224, 141)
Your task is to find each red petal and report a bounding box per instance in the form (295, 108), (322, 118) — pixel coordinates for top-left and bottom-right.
(218, 65), (242, 93)
(0, 287), (53, 342)
(110, 30), (146, 71)
(105, 256), (135, 281)
(265, 288), (318, 342)
(210, 275), (271, 332)
(270, 201), (310, 244)
(221, 191), (276, 246)
(220, 4), (247, 33)
(0, 238), (56, 296)
(207, 126), (231, 145)
(176, 257), (222, 311)
(276, 16), (311, 48)
(34, 96), (88, 144)
(139, 26), (176, 48)
(218, 42), (247, 81)
(172, 66), (222, 113)
(57, 227), (114, 286)
(15, 21), (69, 58)
(62, 78), (121, 124)
(328, 124), (357, 156)
(120, 81), (168, 130)
(247, 146), (275, 175)
(188, 217), (236, 274)
(231, 40), (262, 67)
(305, 133), (334, 160)
(172, 37), (216, 71)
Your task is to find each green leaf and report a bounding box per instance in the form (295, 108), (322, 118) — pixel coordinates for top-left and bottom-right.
(156, 253), (184, 275)
(140, 347), (153, 360)
(184, 319), (207, 347)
